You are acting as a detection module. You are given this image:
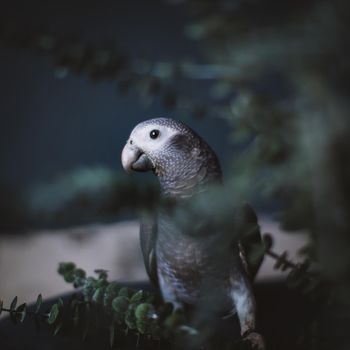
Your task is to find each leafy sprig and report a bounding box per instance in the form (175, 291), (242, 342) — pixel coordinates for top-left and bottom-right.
(260, 234), (327, 302)
(57, 262), (197, 347)
(0, 293), (64, 336)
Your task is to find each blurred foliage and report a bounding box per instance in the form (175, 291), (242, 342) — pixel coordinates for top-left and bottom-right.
(27, 168), (159, 228)
(0, 168), (159, 231)
(1, 0), (350, 348)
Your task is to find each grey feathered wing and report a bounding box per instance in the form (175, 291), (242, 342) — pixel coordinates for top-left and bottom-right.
(140, 212), (158, 286)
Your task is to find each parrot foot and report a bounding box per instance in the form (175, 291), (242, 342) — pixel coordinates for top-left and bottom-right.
(243, 331), (265, 350)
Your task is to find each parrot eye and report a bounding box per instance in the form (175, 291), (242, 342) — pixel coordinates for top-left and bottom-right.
(150, 129), (160, 139)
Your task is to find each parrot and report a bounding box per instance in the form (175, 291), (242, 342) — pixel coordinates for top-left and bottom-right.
(121, 117), (264, 348)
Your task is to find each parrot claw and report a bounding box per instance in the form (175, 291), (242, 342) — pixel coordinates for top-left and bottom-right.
(243, 331), (265, 350)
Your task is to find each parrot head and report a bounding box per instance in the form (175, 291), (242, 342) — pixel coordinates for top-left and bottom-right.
(121, 118), (222, 197)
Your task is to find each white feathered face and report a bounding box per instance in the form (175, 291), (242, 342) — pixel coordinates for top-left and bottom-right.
(121, 119), (182, 174)
(129, 123), (178, 154)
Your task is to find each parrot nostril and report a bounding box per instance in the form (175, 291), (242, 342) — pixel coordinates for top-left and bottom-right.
(130, 139), (133, 145)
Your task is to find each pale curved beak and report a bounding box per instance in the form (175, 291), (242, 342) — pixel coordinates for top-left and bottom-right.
(121, 143), (141, 173)
(121, 143), (154, 173)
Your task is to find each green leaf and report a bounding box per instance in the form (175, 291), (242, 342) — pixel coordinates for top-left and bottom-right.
(130, 290), (145, 304)
(92, 287), (106, 304)
(125, 304), (137, 330)
(82, 277), (97, 301)
(58, 262), (79, 283)
(135, 303), (156, 334)
(63, 271), (75, 283)
(96, 278), (109, 288)
(104, 282), (120, 308)
(10, 296), (18, 312)
(74, 268), (86, 279)
(135, 303), (154, 320)
(47, 304), (60, 325)
(105, 282), (120, 294)
(94, 269), (108, 280)
(16, 303), (27, 323)
(112, 296), (129, 320)
(118, 287), (132, 298)
(58, 262), (76, 275)
(73, 268), (86, 288)
(35, 294), (43, 314)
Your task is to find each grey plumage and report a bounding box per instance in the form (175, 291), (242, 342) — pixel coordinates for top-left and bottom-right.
(121, 117), (264, 347)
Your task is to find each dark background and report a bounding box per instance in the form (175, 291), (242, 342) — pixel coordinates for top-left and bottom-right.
(0, 0), (233, 192)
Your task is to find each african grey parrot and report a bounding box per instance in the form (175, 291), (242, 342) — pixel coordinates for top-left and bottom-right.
(121, 117), (264, 348)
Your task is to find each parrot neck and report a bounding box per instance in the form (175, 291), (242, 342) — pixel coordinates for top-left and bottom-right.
(157, 161), (222, 199)
(152, 134), (222, 198)
(158, 176), (218, 198)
